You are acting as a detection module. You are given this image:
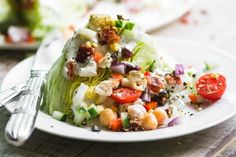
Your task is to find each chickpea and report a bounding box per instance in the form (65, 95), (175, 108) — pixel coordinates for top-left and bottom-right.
(142, 113), (158, 130)
(153, 108), (168, 125)
(100, 108), (117, 127)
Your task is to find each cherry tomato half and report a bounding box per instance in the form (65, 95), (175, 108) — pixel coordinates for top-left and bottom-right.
(196, 73), (226, 100)
(111, 87), (142, 104)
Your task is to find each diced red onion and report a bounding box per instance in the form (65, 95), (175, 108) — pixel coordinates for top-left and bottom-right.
(141, 88), (151, 102)
(122, 61), (140, 73)
(175, 64), (184, 76)
(167, 116), (183, 127)
(7, 26), (29, 43)
(111, 62), (126, 74)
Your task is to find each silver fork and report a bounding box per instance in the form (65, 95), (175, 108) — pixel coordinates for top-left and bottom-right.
(0, 83), (25, 108)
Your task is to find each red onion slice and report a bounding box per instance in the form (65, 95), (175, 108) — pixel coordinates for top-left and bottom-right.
(167, 116), (183, 127)
(175, 64), (184, 76)
(141, 88), (151, 102)
(111, 62), (126, 74)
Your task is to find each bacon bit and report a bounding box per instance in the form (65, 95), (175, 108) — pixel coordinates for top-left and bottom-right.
(97, 26), (120, 45)
(66, 60), (76, 80)
(129, 118), (144, 132)
(165, 72), (182, 86)
(121, 48), (133, 59)
(76, 44), (95, 63)
(147, 75), (165, 93)
(179, 12), (191, 24)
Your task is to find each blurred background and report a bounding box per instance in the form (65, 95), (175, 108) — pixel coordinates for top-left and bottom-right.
(1, 0), (236, 85)
(1, 0), (236, 88)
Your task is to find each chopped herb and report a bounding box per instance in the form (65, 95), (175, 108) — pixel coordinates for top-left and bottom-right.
(115, 20), (125, 28)
(203, 62), (218, 72)
(115, 20), (135, 31)
(149, 60), (156, 72)
(124, 22), (135, 30)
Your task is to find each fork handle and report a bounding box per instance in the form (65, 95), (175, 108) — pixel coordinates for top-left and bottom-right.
(0, 83), (25, 108)
(5, 70), (46, 146)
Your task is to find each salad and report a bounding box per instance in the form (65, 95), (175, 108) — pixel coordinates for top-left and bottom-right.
(43, 14), (226, 132)
(0, 0), (92, 45)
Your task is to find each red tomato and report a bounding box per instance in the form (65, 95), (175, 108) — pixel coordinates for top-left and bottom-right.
(196, 73), (226, 100)
(111, 87), (142, 104)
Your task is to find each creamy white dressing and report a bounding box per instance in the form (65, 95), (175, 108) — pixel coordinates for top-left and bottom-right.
(77, 60), (97, 77)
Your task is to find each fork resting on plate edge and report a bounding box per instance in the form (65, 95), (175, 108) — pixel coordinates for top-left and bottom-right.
(0, 32), (64, 146)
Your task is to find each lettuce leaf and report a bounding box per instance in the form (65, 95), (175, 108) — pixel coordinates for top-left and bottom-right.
(131, 41), (156, 72)
(42, 51), (111, 115)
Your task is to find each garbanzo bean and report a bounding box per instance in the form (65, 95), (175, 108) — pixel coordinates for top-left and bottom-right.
(100, 108), (117, 126)
(142, 113), (158, 130)
(153, 108), (168, 125)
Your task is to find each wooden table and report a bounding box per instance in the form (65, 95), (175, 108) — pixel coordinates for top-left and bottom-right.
(0, 0), (236, 156)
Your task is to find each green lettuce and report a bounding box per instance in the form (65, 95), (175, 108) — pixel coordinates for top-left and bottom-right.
(131, 41), (156, 72)
(42, 52), (111, 115)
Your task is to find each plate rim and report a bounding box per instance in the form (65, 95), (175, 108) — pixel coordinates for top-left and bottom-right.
(1, 37), (236, 142)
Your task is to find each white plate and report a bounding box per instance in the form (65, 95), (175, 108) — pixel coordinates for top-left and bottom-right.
(87, 0), (197, 32)
(1, 37), (236, 142)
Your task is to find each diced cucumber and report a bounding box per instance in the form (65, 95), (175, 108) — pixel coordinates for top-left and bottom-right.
(123, 118), (130, 128)
(121, 112), (130, 128)
(74, 107), (86, 125)
(52, 111), (67, 121)
(96, 105), (105, 114)
(78, 107), (86, 114)
(85, 111), (91, 120)
(88, 107), (98, 118)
